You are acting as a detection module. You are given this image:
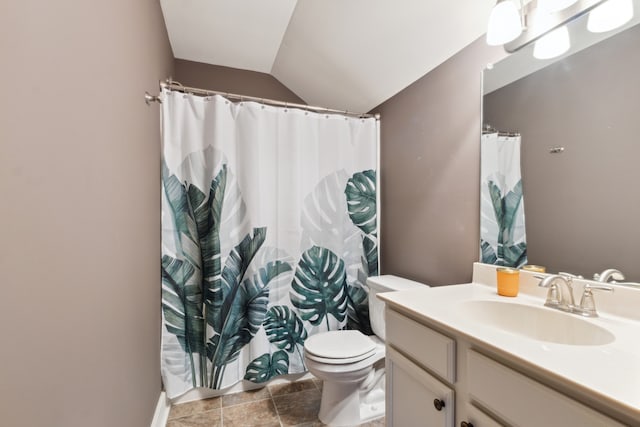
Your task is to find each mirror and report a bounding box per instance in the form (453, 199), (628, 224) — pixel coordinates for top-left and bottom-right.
(482, 6), (640, 283)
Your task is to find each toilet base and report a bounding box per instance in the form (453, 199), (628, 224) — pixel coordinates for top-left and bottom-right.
(316, 364), (385, 427)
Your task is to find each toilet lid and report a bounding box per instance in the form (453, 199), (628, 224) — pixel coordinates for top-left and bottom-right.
(304, 330), (377, 360)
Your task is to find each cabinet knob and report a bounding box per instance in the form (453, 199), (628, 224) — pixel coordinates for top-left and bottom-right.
(433, 398), (445, 411)
(461, 422), (474, 427)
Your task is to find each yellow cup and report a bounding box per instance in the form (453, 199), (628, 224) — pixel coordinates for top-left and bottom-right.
(521, 265), (546, 273)
(496, 267), (519, 297)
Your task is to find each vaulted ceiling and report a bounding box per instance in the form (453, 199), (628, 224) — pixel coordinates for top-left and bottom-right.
(160, 0), (496, 112)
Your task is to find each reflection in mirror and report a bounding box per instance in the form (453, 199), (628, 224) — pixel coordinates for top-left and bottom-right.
(482, 8), (640, 283)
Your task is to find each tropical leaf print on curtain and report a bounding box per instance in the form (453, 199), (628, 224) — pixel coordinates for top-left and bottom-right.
(299, 171), (364, 283)
(209, 260), (293, 387)
(161, 162), (227, 387)
(244, 351), (290, 383)
(345, 170), (378, 277)
(343, 169), (379, 334)
(481, 179), (527, 267)
(161, 255), (205, 385)
(161, 92), (378, 397)
(290, 246), (348, 330)
(243, 305), (309, 384)
(207, 231), (292, 388)
(345, 169), (377, 235)
(263, 305), (308, 355)
(480, 133), (527, 268)
(161, 162), (291, 390)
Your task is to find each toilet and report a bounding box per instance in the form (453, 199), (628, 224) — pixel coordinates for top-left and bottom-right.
(304, 275), (428, 426)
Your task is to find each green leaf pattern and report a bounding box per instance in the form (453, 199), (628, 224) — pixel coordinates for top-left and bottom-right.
(344, 170), (379, 335)
(290, 246), (348, 329)
(481, 179), (527, 267)
(263, 306), (308, 352)
(244, 351), (290, 383)
(480, 133), (527, 268)
(162, 152), (378, 394)
(345, 170), (377, 236)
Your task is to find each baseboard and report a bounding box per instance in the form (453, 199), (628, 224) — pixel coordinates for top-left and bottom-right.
(150, 391), (171, 427)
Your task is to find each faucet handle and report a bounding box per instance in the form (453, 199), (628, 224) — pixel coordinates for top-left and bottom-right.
(577, 284), (614, 317)
(535, 275), (561, 307)
(586, 284), (614, 292)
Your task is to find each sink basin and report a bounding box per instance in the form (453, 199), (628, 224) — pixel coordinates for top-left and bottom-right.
(459, 300), (615, 346)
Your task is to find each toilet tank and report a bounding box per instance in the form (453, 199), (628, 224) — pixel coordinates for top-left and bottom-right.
(367, 275), (428, 341)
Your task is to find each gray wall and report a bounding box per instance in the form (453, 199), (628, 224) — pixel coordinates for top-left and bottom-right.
(373, 38), (506, 286)
(0, 1), (173, 426)
(174, 60), (304, 103)
(484, 25), (640, 281)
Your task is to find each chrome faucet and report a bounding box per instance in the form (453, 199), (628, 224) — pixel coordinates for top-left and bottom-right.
(593, 268), (625, 283)
(536, 273), (615, 317)
(537, 274), (576, 312)
(575, 284), (614, 317)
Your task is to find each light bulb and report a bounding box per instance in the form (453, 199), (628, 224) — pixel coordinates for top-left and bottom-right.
(533, 25), (571, 59)
(538, 0), (579, 13)
(486, 0), (523, 46)
(587, 0), (634, 33)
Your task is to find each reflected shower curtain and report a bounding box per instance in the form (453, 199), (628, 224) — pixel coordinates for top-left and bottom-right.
(160, 89), (379, 398)
(480, 133), (527, 267)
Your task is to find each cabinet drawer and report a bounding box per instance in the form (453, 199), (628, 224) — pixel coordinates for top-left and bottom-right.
(467, 350), (625, 427)
(386, 308), (456, 383)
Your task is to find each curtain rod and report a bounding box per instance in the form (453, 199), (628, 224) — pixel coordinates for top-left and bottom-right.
(145, 79), (380, 120)
(482, 130), (521, 137)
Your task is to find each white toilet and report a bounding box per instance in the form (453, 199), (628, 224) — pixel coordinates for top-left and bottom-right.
(304, 275), (428, 426)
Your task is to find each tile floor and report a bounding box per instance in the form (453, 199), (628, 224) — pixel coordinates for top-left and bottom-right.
(167, 378), (385, 427)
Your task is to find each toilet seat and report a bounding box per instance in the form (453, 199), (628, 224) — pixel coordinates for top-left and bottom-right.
(306, 348), (378, 365)
(304, 330), (379, 364)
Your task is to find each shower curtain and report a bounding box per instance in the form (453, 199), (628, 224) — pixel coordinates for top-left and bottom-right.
(160, 89), (379, 398)
(480, 132), (527, 268)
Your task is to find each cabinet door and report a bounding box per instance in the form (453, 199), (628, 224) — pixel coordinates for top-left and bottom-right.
(386, 346), (454, 427)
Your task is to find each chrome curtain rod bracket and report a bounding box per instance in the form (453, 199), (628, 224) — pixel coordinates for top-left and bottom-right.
(145, 79), (379, 119)
(144, 92), (162, 105)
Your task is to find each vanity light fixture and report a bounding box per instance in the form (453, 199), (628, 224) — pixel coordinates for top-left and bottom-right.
(486, 0), (524, 45)
(587, 0), (634, 32)
(532, 8), (572, 59)
(488, 0), (633, 60)
(533, 24), (571, 58)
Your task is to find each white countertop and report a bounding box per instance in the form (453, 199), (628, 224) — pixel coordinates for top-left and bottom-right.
(378, 270), (640, 423)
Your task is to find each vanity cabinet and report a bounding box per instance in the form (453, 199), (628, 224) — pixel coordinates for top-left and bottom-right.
(385, 307), (627, 427)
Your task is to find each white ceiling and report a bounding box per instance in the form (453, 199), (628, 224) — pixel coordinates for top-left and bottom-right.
(161, 0), (496, 112)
